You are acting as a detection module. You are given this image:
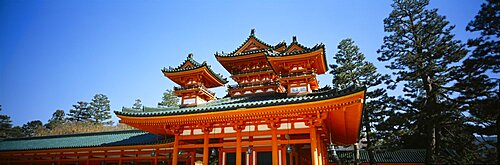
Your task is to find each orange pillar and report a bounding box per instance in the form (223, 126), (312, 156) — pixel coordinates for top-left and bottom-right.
(173, 134), (180, 165)
(281, 146), (287, 165)
(236, 129), (242, 165)
(191, 150), (195, 165)
(203, 130), (210, 165)
(272, 127), (279, 165)
(317, 132), (323, 165)
(310, 126), (318, 165)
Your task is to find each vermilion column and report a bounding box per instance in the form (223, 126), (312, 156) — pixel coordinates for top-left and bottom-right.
(310, 125), (318, 165)
(317, 131), (323, 165)
(236, 129), (242, 165)
(173, 133), (180, 165)
(271, 127), (278, 165)
(203, 127), (211, 165)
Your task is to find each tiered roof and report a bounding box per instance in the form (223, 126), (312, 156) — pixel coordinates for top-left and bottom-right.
(162, 53), (228, 88)
(265, 37), (328, 75)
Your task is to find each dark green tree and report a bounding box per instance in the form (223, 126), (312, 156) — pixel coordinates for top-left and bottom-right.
(465, 0), (499, 74)
(0, 105), (13, 139)
(90, 94), (111, 124)
(45, 109), (66, 129)
(330, 38), (390, 165)
(22, 120), (43, 137)
(453, 0), (500, 162)
(158, 89), (179, 107)
(133, 99), (142, 110)
(67, 101), (92, 122)
(7, 126), (24, 138)
(377, 0), (469, 163)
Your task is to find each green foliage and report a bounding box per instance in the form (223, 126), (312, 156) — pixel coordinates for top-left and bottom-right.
(45, 109), (66, 129)
(378, 0), (471, 163)
(7, 126), (24, 138)
(90, 94), (112, 124)
(67, 101), (92, 122)
(22, 120), (43, 137)
(465, 0), (499, 74)
(0, 105), (13, 139)
(453, 0), (500, 162)
(330, 38), (390, 164)
(158, 89), (179, 107)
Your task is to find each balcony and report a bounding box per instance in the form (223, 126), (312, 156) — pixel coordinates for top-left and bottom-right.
(279, 71), (316, 79)
(174, 84), (215, 97)
(227, 81), (279, 90)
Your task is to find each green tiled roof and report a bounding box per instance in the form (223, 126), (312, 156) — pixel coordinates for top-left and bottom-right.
(267, 43), (325, 57)
(116, 86), (366, 117)
(0, 130), (169, 151)
(266, 43), (328, 73)
(161, 54), (228, 84)
(334, 149), (425, 163)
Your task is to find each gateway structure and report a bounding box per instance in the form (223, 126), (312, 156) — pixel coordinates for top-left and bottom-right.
(0, 30), (366, 165)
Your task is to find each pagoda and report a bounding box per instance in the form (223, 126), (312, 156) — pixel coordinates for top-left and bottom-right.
(162, 53), (228, 106)
(216, 29), (327, 97)
(0, 30), (370, 165)
(215, 29), (286, 96)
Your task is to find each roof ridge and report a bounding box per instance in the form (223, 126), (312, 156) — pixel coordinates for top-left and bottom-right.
(215, 29), (274, 57)
(1, 129), (144, 141)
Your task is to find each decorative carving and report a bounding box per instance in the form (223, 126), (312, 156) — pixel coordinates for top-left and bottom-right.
(231, 120), (246, 131)
(266, 117), (281, 129)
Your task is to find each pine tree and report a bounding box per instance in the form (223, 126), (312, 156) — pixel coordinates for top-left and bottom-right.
(90, 94), (111, 124)
(453, 0), (500, 162)
(377, 0), (469, 163)
(158, 89), (179, 107)
(67, 101), (92, 122)
(0, 105), (13, 139)
(465, 0), (499, 74)
(45, 109), (66, 129)
(330, 38), (390, 165)
(22, 120), (43, 137)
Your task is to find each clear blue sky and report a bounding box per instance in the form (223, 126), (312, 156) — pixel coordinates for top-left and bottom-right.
(0, 0), (484, 126)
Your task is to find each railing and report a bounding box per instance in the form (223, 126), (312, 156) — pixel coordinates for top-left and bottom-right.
(231, 68), (273, 76)
(174, 84), (215, 96)
(279, 70), (316, 78)
(227, 81), (280, 90)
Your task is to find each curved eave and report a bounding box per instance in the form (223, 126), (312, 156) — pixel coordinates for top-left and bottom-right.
(116, 87), (364, 116)
(266, 47), (328, 74)
(215, 50), (268, 61)
(116, 88), (365, 144)
(163, 65), (227, 87)
(216, 34), (273, 57)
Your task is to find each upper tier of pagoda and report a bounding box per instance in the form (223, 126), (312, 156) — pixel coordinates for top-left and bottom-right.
(162, 54), (228, 105)
(215, 29), (328, 96)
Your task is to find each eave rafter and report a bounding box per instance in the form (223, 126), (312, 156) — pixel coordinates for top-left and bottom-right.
(118, 91), (364, 128)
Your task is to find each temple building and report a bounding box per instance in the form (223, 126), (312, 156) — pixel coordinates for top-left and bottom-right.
(0, 30), (423, 165)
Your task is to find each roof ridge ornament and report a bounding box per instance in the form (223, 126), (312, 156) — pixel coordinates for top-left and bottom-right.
(250, 29), (255, 36)
(188, 53), (194, 59)
(292, 36), (297, 43)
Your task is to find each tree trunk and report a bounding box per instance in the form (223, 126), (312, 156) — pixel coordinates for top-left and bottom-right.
(497, 114), (499, 163)
(422, 75), (437, 164)
(425, 123), (436, 164)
